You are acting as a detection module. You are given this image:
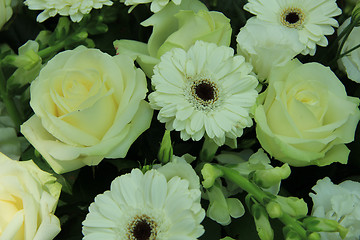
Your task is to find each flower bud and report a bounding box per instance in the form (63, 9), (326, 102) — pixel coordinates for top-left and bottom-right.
(284, 230), (302, 240)
(201, 163), (223, 188)
(266, 201), (283, 218)
(303, 217), (349, 239)
(275, 196), (308, 219)
(54, 17), (71, 39)
(251, 204), (274, 240)
(4, 41), (41, 70)
(251, 163), (291, 188)
(158, 130), (173, 164)
(4, 41), (42, 88)
(307, 232), (321, 240)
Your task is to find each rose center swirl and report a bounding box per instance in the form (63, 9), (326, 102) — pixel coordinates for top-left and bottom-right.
(280, 7), (305, 29)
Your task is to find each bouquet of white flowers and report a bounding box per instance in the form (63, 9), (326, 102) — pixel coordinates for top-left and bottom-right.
(1, 0), (360, 239)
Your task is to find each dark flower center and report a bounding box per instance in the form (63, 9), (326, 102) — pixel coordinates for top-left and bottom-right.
(195, 82), (216, 101)
(127, 215), (157, 240)
(285, 12), (300, 24)
(187, 78), (220, 111)
(133, 220), (152, 240)
(280, 7), (305, 29)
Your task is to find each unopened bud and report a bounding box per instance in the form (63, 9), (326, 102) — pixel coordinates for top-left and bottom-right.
(251, 204), (274, 240)
(307, 232), (321, 240)
(252, 163), (291, 188)
(201, 163), (223, 188)
(157, 130), (173, 164)
(303, 217), (348, 239)
(276, 196), (308, 218)
(266, 201), (283, 218)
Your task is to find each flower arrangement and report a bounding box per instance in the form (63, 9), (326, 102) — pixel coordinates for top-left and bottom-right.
(0, 0), (360, 239)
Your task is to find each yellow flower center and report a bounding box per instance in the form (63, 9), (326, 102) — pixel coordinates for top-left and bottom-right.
(280, 7), (305, 29)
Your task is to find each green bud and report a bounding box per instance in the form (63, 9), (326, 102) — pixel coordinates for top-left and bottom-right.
(266, 201), (283, 218)
(87, 23), (108, 35)
(55, 17), (71, 39)
(201, 163), (223, 188)
(84, 39), (96, 48)
(307, 232), (321, 240)
(275, 196), (308, 219)
(251, 204), (274, 240)
(71, 31), (88, 42)
(4, 41), (41, 70)
(157, 130), (173, 164)
(252, 163), (291, 188)
(35, 30), (52, 48)
(220, 237), (235, 240)
(141, 164), (152, 173)
(283, 228), (302, 240)
(303, 217), (348, 239)
(352, 1), (360, 26)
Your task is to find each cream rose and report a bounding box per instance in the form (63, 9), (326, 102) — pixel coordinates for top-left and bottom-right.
(21, 46), (153, 174)
(0, 152), (61, 240)
(310, 177), (360, 240)
(254, 59), (360, 166)
(0, 0), (12, 30)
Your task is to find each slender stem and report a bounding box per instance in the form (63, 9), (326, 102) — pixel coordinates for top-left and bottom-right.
(0, 65), (23, 132)
(217, 165), (307, 239)
(199, 136), (219, 162)
(217, 165), (266, 202)
(38, 41), (66, 59)
(339, 42), (360, 58)
(336, 21), (356, 60)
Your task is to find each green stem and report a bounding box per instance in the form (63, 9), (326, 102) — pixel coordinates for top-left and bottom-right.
(338, 42), (360, 59)
(319, 21), (355, 64)
(336, 21), (357, 60)
(216, 165), (307, 239)
(199, 136), (219, 162)
(38, 41), (66, 59)
(217, 165), (266, 202)
(0, 65), (23, 132)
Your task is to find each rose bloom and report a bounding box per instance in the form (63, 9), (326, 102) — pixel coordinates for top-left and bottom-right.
(0, 152), (61, 240)
(21, 46), (153, 174)
(114, 0), (231, 77)
(310, 177), (360, 240)
(0, 0), (12, 30)
(255, 59), (360, 166)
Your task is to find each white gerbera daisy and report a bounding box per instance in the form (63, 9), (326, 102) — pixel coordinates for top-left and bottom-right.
(148, 41), (259, 146)
(120, 0), (181, 13)
(24, 0), (113, 22)
(82, 168), (205, 240)
(244, 0), (342, 55)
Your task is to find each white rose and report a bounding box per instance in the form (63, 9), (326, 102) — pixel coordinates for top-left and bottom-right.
(21, 46), (153, 174)
(310, 177), (360, 240)
(0, 152), (61, 240)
